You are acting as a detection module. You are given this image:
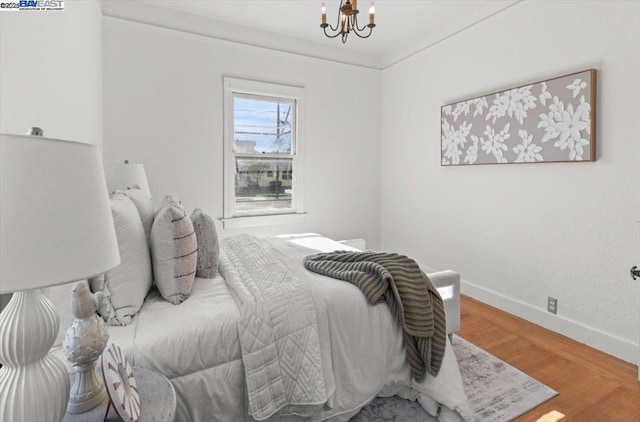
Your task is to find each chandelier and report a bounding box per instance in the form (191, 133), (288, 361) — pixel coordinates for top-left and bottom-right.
(320, 1), (376, 44)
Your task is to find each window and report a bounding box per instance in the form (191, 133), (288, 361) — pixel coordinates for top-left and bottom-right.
(223, 78), (304, 227)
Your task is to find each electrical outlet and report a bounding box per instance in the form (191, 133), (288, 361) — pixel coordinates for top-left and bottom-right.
(547, 296), (558, 314)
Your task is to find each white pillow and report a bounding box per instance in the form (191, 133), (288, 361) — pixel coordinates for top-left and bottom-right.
(151, 197), (198, 304)
(90, 193), (153, 326)
(121, 187), (154, 247)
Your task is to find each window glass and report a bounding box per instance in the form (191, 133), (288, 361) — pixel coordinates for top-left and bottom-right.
(224, 78), (303, 222)
(235, 158), (293, 214)
(233, 96), (294, 155)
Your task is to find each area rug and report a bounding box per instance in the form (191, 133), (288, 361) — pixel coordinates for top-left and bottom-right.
(351, 335), (558, 422)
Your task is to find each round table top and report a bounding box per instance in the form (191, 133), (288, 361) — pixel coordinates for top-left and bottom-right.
(63, 367), (176, 422)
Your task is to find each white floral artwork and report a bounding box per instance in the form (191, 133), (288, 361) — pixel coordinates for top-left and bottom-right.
(567, 78), (587, 98)
(538, 94), (591, 160)
(452, 102), (470, 121)
(576, 94), (592, 135)
(441, 119), (472, 165)
(472, 97), (489, 117)
(485, 85), (537, 125)
(513, 130), (543, 162)
(441, 69), (595, 165)
(465, 136), (480, 164)
(481, 123), (510, 163)
(539, 82), (552, 106)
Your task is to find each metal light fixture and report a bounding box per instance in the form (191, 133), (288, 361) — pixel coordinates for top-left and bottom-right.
(320, 0), (376, 43)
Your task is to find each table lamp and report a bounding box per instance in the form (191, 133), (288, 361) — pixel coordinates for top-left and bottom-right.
(104, 160), (151, 198)
(0, 130), (121, 422)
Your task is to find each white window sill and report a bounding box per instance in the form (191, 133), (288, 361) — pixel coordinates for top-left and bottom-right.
(221, 213), (306, 229)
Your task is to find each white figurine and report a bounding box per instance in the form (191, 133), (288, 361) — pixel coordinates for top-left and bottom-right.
(63, 281), (110, 413)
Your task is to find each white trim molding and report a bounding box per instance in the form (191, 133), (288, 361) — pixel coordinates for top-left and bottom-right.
(223, 77), (305, 227)
(101, 0), (521, 70)
(221, 213), (306, 230)
(460, 278), (639, 365)
(224, 78), (304, 99)
(101, 0), (382, 70)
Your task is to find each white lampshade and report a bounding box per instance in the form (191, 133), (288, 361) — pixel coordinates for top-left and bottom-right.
(0, 132), (121, 422)
(104, 161), (151, 198)
(0, 133), (121, 293)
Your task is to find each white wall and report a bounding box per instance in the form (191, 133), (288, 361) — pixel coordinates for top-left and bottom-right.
(0, 1), (103, 319)
(380, 1), (640, 363)
(102, 18), (381, 248)
(0, 0), (103, 145)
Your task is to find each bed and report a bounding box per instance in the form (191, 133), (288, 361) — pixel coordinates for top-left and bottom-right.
(51, 233), (472, 422)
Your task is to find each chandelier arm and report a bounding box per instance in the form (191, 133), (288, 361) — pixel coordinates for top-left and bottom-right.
(325, 22), (341, 32)
(323, 26), (344, 39)
(352, 25), (374, 39)
(352, 14), (368, 32)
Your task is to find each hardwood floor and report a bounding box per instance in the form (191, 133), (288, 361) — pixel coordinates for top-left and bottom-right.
(457, 295), (640, 421)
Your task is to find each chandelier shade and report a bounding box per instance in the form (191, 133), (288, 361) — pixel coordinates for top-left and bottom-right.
(320, 0), (376, 43)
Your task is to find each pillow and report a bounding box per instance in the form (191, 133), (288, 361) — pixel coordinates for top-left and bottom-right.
(121, 187), (154, 246)
(190, 208), (220, 278)
(151, 197), (198, 304)
(90, 193), (153, 326)
(158, 194), (181, 209)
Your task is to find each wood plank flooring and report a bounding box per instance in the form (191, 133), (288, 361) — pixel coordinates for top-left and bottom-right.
(457, 295), (640, 421)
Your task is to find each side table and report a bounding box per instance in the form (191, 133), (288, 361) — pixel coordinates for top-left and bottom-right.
(63, 367), (176, 422)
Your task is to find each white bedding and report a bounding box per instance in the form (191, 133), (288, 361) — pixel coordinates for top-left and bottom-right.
(50, 234), (472, 422)
(53, 276), (247, 421)
(130, 276), (244, 420)
(220, 234), (329, 420)
(262, 236), (472, 422)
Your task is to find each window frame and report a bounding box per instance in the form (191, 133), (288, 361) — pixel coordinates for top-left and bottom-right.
(222, 77), (305, 228)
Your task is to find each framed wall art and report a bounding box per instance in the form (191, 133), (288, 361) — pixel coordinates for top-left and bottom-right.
(441, 69), (596, 166)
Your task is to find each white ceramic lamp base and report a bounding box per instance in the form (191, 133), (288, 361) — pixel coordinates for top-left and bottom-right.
(0, 290), (70, 422)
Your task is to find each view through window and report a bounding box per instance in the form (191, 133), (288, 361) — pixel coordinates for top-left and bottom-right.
(233, 94), (296, 215)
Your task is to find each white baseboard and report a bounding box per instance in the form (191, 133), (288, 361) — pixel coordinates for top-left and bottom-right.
(460, 279), (639, 366)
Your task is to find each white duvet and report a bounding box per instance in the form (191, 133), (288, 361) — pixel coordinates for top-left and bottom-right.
(260, 236), (473, 422)
(51, 234), (472, 422)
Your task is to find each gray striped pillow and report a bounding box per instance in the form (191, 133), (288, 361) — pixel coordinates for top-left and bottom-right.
(150, 197), (198, 304)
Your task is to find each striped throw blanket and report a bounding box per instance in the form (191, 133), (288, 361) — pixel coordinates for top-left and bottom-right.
(304, 251), (446, 379)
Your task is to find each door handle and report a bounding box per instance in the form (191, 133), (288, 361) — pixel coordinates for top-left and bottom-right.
(632, 266), (640, 280)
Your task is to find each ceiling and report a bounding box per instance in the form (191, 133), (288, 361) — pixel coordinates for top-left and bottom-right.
(106, 0), (522, 69)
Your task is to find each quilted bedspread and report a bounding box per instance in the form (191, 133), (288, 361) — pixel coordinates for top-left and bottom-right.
(219, 234), (329, 420)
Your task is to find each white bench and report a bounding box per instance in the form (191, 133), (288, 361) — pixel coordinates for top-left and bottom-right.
(426, 270), (461, 339)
